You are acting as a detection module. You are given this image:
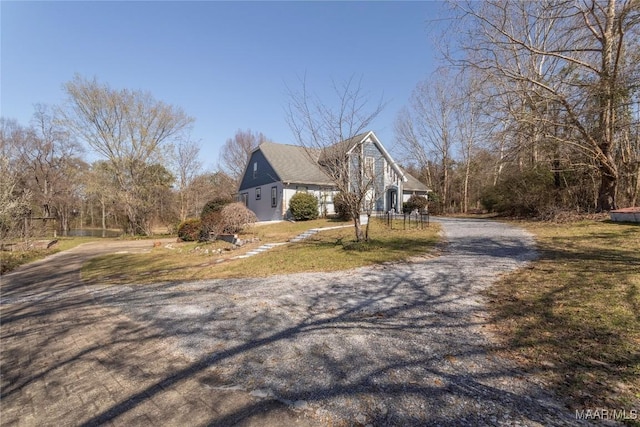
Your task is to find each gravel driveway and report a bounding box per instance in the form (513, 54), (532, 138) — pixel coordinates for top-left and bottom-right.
(82, 217), (587, 426)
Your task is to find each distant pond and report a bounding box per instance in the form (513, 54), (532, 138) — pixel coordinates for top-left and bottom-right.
(68, 228), (123, 238)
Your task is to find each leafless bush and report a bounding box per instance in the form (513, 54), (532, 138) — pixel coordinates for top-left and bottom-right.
(218, 202), (257, 234)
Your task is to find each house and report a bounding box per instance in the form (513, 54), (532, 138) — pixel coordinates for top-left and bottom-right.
(237, 131), (429, 221)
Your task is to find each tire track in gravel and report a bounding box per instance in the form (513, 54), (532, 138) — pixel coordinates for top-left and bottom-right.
(91, 217), (593, 426)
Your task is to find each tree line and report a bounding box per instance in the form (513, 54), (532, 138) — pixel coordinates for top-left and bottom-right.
(0, 76), (244, 240)
(283, 0), (638, 226)
(2, 0), (638, 242)
(398, 0), (639, 216)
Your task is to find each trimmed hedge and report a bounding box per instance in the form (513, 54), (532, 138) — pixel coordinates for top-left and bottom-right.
(289, 192), (319, 220)
(403, 194), (428, 213)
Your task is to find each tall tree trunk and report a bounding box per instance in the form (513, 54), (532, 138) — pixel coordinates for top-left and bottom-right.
(441, 158), (449, 213)
(60, 211), (69, 237)
(494, 140), (506, 186)
(353, 216), (365, 242)
(632, 167), (640, 207)
(596, 0), (619, 212)
(101, 199), (106, 230)
(463, 158), (471, 213)
(597, 164), (618, 211)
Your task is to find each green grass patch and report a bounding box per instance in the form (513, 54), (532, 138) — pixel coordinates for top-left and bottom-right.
(81, 218), (440, 284)
(487, 220), (640, 421)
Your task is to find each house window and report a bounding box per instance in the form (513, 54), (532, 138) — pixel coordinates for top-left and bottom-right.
(364, 156), (375, 178)
(321, 188), (333, 203)
(271, 186), (277, 207)
(253, 161), (258, 178)
(256, 187), (261, 200)
(240, 193), (249, 207)
(296, 186), (308, 192)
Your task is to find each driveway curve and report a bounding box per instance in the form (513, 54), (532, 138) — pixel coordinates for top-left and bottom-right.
(1, 219), (589, 426)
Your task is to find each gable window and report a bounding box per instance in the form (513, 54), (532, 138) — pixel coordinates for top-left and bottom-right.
(364, 156), (375, 178)
(256, 187), (261, 200)
(253, 161), (258, 178)
(271, 186), (277, 207)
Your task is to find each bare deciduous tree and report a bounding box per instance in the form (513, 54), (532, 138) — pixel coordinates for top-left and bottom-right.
(24, 104), (85, 235)
(174, 138), (202, 221)
(60, 75), (193, 234)
(450, 0), (640, 211)
(218, 129), (269, 185)
(286, 75), (385, 241)
(85, 161), (117, 234)
(395, 70), (457, 213)
(456, 75), (487, 214)
(0, 119), (32, 241)
(178, 171), (236, 221)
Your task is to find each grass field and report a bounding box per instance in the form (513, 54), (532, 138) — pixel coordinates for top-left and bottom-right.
(486, 220), (640, 423)
(81, 218), (440, 284)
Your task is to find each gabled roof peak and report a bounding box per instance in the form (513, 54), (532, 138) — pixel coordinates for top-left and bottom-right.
(320, 131), (406, 182)
(246, 131), (415, 187)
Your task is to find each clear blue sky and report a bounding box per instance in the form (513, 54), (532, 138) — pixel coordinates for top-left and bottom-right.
(1, 1), (447, 171)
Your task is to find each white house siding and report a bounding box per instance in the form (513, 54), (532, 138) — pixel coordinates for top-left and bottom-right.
(247, 184), (339, 221)
(402, 192), (430, 203)
(282, 185), (337, 219)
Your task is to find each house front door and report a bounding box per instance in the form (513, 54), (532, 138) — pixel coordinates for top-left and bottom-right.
(387, 189), (398, 213)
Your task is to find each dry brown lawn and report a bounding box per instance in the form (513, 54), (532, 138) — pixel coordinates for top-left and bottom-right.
(486, 219), (640, 423)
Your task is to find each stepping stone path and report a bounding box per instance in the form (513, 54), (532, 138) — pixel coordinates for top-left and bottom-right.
(289, 225), (352, 243)
(233, 243), (286, 259)
(289, 229), (320, 243)
(232, 225), (352, 259)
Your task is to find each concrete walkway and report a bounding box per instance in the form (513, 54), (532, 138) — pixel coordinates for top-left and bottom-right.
(288, 225), (351, 243)
(233, 224), (352, 259)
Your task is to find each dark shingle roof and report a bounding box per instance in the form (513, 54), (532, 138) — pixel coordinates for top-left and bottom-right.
(402, 170), (429, 192)
(259, 142), (334, 186)
(318, 132), (370, 164)
(256, 133), (430, 192)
